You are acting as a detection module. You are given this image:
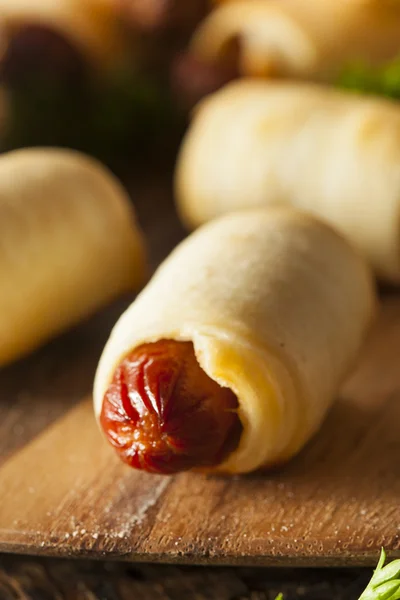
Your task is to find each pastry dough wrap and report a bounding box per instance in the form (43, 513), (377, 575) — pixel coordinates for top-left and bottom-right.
(0, 0), (129, 69)
(189, 0), (400, 80)
(176, 80), (400, 282)
(0, 148), (146, 366)
(120, 0), (209, 32)
(94, 208), (375, 475)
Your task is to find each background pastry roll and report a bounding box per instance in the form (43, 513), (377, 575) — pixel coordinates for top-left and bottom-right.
(0, 0), (129, 71)
(120, 0), (209, 33)
(176, 79), (400, 283)
(188, 0), (400, 82)
(0, 0), (189, 163)
(0, 147), (146, 367)
(94, 208), (375, 476)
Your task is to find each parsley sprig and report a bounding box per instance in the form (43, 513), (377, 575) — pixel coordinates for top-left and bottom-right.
(275, 549), (400, 600)
(359, 549), (400, 600)
(338, 58), (400, 99)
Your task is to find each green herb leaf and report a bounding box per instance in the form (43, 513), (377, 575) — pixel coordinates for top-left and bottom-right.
(359, 549), (400, 600)
(373, 560), (400, 587)
(337, 57), (400, 100)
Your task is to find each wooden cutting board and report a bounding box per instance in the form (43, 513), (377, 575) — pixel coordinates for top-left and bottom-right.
(0, 173), (400, 567)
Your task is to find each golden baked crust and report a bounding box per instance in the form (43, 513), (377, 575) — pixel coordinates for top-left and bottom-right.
(94, 208), (375, 474)
(0, 147), (147, 365)
(0, 0), (129, 68)
(189, 0), (400, 80)
(176, 79), (400, 282)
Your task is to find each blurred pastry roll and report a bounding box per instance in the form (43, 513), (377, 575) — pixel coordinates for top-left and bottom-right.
(0, 0), (129, 72)
(94, 208), (375, 475)
(0, 148), (146, 366)
(120, 0), (208, 32)
(189, 0), (400, 81)
(176, 79), (400, 282)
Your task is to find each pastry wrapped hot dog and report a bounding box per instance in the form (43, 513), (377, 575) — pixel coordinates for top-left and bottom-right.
(0, 0), (184, 158)
(176, 79), (400, 283)
(0, 0), (128, 76)
(0, 0), (131, 151)
(94, 208), (375, 475)
(0, 148), (146, 367)
(120, 0), (209, 33)
(187, 0), (400, 82)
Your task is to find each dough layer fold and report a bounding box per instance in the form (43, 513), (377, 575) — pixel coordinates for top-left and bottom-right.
(0, 147), (146, 365)
(94, 208), (375, 474)
(176, 80), (400, 282)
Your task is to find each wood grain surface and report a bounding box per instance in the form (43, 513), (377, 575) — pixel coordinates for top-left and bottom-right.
(0, 172), (399, 567)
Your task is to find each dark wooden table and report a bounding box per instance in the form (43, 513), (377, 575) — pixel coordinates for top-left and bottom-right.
(0, 556), (371, 599)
